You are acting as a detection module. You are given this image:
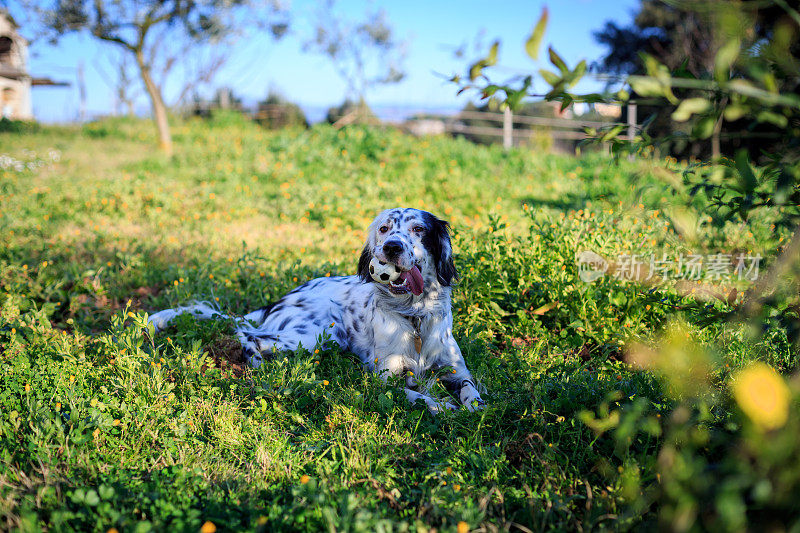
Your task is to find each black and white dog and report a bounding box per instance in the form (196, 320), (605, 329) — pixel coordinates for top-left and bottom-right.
(148, 208), (485, 413)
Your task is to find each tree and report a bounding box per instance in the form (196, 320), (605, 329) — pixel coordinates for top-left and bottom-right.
(592, 0), (799, 160)
(30, 0), (289, 155)
(593, 1), (725, 158)
(305, 0), (405, 123)
(593, 0), (719, 77)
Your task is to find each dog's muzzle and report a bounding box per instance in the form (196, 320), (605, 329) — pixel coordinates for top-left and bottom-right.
(368, 257), (424, 296)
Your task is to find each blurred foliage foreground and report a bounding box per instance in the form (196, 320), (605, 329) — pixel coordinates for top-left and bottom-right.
(1, 114), (799, 531)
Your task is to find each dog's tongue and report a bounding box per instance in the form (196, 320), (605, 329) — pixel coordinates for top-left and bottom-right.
(400, 265), (424, 296)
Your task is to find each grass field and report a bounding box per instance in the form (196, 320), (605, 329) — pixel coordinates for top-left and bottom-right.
(1, 114), (798, 531)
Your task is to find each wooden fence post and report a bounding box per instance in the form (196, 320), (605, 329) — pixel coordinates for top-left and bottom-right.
(503, 107), (513, 150)
(627, 101), (637, 160)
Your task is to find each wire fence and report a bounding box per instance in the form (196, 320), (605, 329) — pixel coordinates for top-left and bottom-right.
(407, 104), (639, 150)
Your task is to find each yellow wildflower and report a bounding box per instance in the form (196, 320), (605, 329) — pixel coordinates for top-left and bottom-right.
(732, 363), (790, 430)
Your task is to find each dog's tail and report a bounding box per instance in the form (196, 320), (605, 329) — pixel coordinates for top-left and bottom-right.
(148, 301), (235, 333)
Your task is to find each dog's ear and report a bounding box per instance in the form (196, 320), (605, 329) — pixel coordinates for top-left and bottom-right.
(423, 213), (458, 286)
(357, 245), (374, 283)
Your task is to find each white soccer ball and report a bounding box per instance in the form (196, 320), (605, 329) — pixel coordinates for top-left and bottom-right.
(368, 257), (402, 283)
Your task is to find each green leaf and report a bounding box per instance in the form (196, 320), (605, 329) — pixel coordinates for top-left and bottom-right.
(506, 89), (526, 110)
(468, 61), (485, 82)
(71, 488), (86, 504)
(378, 392), (394, 412)
(734, 149), (758, 194)
(489, 301), (509, 316)
(98, 485), (115, 500)
(756, 110), (788, 127)
(525, 7), (548, 60)
(486, 41), (499, 66)
(600, 124), (625, 142)
(532, 301), (559, 315)
(468, 41), (499, 81)
(481, 85), (500, 99)
(763, 72), (778, 93)
(539, 68), (560, 86)
(723, 104), (747, 122)
(629, 76), (665, 98)
(691, 116), (716, 139)
(672, 98), (711, 122)
(84, 490), (100, 507)
(570, 60), (587, 87)
(642, 54), (661, 77)
(548, 47), (568, 74)
(714, 38), (740, 82)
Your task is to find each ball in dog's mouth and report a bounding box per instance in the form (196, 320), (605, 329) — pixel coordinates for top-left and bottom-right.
(388, 265), (424, 296)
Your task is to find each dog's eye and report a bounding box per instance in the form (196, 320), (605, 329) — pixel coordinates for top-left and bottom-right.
(379, 226), (389, 233)
(412, 225), (424, 233)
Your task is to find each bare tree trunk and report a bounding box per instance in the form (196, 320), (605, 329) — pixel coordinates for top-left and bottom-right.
(135, 49), (173, 156)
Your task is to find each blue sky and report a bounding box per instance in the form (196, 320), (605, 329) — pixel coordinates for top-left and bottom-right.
(20, 0), (640, 123)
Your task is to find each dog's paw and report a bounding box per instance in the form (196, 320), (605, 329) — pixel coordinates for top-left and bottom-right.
(147, 309), (176, 333)
(459, 382), (485, 411)
(463, 397), (485, 412)
(458, 383), (486, 412)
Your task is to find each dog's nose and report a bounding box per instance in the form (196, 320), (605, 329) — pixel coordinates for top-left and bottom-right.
(382, 239), (404, 258)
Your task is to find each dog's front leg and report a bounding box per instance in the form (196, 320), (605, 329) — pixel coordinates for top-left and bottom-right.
(374, 354), (457, 414)
(433, 332), (486, 412)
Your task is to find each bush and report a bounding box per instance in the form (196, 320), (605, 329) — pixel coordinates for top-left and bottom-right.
(324, 99), (377, 125)
(255, 92), (308, 130)
(0, 117), (40, 134)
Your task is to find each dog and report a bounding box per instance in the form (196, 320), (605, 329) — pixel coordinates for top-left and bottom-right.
(148, 208), (485, 413)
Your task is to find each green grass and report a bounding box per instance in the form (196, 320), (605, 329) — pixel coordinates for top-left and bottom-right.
(1, 113), (797, 532)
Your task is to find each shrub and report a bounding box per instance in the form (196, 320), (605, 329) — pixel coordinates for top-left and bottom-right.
(255, 92), (309, 130)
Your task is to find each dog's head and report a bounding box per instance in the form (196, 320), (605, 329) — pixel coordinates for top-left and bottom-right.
(358, 208), (458, 297)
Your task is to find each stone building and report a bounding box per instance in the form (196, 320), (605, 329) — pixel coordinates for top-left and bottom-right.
(0, 10), (32, 120)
